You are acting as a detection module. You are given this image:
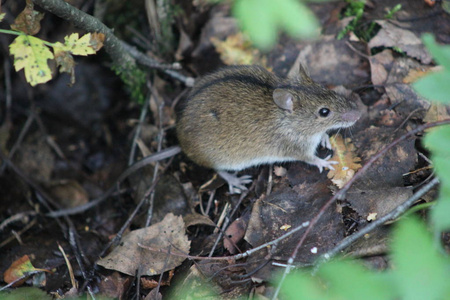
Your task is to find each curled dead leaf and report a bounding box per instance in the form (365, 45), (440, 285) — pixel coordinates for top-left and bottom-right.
(327, 134), (362, 188)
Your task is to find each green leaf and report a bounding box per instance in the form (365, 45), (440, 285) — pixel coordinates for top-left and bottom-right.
(413, 71), (450, 103)
(232, 0), (318, 50)
(233, 0), (277, 50)
(275, 0), (318, 38)
(0, 287), (51, 300)
(319, 260), (395, 300)
(391, 216), (450, 300)
(280, 270), (327, 300)
(422, 34), (450, 69)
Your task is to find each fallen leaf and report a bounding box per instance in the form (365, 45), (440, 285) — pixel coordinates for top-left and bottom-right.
(367, 213), (377, 221)
(403, 66), (442, 84)
(211, 32), (267, 66)
(141, 269), (174, 289)
(97, 213), (190, 276)
(274, 166), (287, 177)
(183, 213), (216, 228)
(98, 272), (132, 300)
(224, 217), (248, 254)
(368, 20), (431, 64)
(368, 49), (394, 86)
(4, 255), (51, 287)
(327, 134), (362, 188)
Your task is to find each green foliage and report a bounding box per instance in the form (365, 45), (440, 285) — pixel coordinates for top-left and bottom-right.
(280, 217), (450, 300)
(0, 287), (51, 300)
(414, 34), (450, 103)
(337, 0), (365, 40)
(424, 126), (450, 230)
(232, 0), (318, 50)
(385, 4), (402, 19)
(337, 1), (401, 41)
(415, 34), (450, 231)
(113, 64), (147, 104)
(391, 216), (450, 300)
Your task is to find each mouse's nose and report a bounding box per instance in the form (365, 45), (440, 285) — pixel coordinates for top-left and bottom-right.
(342, 110), (361, 123)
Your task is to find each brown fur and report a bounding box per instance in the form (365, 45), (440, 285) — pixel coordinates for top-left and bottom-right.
(177, 65), (359, 171)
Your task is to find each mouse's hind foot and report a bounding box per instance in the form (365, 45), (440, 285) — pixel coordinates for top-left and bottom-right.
(218, 171), (252, 194)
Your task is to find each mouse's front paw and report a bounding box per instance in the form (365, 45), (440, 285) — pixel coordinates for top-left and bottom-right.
(320, 133), (332, 150)
(218, 171), (252, 194)
(311, 155), (338, 173)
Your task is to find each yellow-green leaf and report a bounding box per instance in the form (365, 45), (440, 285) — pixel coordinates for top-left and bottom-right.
(63, 33), (97, 56)
(9, 35), (53, 86)
(0, 13), (6, 22)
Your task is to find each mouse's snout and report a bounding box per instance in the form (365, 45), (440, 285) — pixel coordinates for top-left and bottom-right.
(341, 110), (361, 124)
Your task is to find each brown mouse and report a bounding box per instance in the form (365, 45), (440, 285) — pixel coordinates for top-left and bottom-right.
(177, 64), (361, 193)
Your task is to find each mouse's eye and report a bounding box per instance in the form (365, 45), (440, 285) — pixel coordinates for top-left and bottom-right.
(319, 107), (330, 117)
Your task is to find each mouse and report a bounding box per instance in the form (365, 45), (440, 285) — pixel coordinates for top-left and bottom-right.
(177, 64), (361, 193)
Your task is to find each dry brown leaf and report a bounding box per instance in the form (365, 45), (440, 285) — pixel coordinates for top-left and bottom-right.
(403, 66), (442, 84)
(211, 32), (267, 66)
(223, 217), (247, 254)
(10, 0), (44, 35)
(327, 134), (362, 188)
(183, 213), (216, 228)
(368, 20), (431, 64)
(97, 213), (190, 276)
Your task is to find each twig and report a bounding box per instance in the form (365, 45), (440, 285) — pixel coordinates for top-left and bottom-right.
(266, 165), (273, 196)
(0, 270), (44, 291)
(0, 211), (38, 232)
(58, 242), (77, 289)
(271, 119), (450, 300)
(129, 93), (151, 166)
(145, 79), (165, 227)
(0, 219), (37, 249)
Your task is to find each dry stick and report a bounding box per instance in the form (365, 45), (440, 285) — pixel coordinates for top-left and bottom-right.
(145, 80), (166, 227)
(129, 93), (151, 166)
(271, 119), (450, 300)
(0, 270), (44, 291)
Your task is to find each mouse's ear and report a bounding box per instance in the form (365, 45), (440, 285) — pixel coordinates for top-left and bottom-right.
(297, 63), (314, 84)
(273, 89), (293, 113)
